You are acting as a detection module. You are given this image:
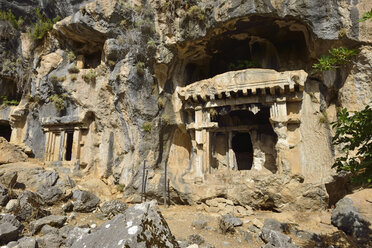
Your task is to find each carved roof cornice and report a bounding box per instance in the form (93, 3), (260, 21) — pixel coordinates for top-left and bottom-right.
(177, 69), (308, 103)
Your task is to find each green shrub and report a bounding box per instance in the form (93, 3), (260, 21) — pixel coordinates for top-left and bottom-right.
(82, 69), (96, 83)
(67, 50), (76, 62)
(49, 94), (66, 111)
(359, 8), (372, 22)
(161, 114), (171, 125)
(120, 19), (128, 30)
(68, 65), (80, 74)
(147, 38), (156, 49)
(70, 75), (77, 81)
(0, 96), (19, 106)
(157, 97), (164, 109)
(312, 47), (359, 72)
(135, 18), (155, 34)
(142, 122), (152, 132)
(332, 105), (372, 186)
(107, 60), (116, 67)
(116, 184), (125, 192)
(209, 108), (218, 119)
(318, 110), (329, 125)
(187, 6), (205, 22)
(50, 75), (65, 83)
(28, 8), (60, 41)
(135, 62), (145, 76)
(0, 9), (23, 29)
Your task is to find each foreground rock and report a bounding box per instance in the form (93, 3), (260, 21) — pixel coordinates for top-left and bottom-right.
(0, 138), (28, 164)
(15, 191), (50, 221)
(331, 189), (372, 245)
(71, 200), (179, 248)
(72, 190), (100, 212)
(29, 215), (67, 234)
(100, 199), (127, 217)
(0, 183), (9, 206)
(260, 228), (298, 248)
(0, 214), (24, 245)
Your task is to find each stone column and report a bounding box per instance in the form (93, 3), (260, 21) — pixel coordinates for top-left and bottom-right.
(270, 100), (290, 174)
(194, 109), (205, 181)
(227, 131), (234, 170)
(71, 128), (80, 161)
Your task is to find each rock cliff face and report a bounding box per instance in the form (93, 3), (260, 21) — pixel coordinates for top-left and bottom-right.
(0, 0), (371, 210)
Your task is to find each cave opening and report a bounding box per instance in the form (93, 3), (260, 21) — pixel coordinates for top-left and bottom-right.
(84, 51), (102, 69)
(182, 16), (311, 86)
(0, 121), (12, 142)
(232, 132), (253, 170)
(65, 131), (73, 161)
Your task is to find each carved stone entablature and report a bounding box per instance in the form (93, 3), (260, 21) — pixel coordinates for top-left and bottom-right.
(177, 69), (308, 103)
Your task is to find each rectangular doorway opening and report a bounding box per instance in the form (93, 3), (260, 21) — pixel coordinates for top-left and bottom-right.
(0, 121), (12, 141)
(65, 131), (73, 161)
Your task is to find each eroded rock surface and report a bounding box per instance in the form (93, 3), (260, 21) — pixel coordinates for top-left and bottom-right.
(71, 201), (179, 248)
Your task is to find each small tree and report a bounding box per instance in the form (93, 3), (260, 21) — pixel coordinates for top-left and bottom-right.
(331, 105), (372, 186)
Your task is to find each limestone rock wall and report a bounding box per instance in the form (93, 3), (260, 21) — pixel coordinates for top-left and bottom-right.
(0, 0), (371, 210)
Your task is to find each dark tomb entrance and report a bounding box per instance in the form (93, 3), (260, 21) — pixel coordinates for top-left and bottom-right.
(0, 121), (12, 141)
(65, 131), (74, 161)
(232, 132), (253, 170)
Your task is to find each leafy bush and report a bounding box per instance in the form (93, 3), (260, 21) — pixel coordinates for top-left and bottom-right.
(0, 96), (19, 106)
(107, 60), (116, 67)
(228, 60), (261, 70)
(187, 6), (206, 22)
(359, 8), (372, 22)
(318, 110), (329, 125)
(49, 94), (66, 111)
(68, 65), (80, 74)
(332, 105), (372, 186)
(28, 8), (60, 41)
(70, 75), (77, 81)
(116, 184), (125, 192)
(68, 51), (76, 62)
(136, 62), (145, 76)
(82, 69), (96, 83)
(157, 97), (164, 109)
(209, 108), (218, 120)
(0, 9), (23, 29)
(312, 47), (359, 72)
(50, 75), (65, 83)
(142, 122), (152, 132)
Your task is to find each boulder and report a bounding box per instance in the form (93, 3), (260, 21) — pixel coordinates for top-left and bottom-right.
(72, 190), (100, 212)
(62, 202), (74, 212)
(0, 214), (24, 245)
(100, 199), (127, 216)
(63, 226), (91, 247)
(14, 237), (37, 248)
(331, 189), (372, 242)
(191, 219), (208, 230)
(0, 137), (27, 164)
(263, 219), (288, 233)
(36, 232), (63, 248)
(260, 228), (298, 248)
(15, 191), (50, 221)
(0, 171), (18, 188)
(37, 184), (63, 205)
(71, 200), (179, 248)
(5, 199), (20, 212)
(218, 214), (242, 233)
(187, 234), (205, 245)
(0, 183), (9, 206)
(29, 215), (67, 234)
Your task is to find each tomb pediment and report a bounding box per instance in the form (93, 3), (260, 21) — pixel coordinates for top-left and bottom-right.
(177, 69), (308, 102)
